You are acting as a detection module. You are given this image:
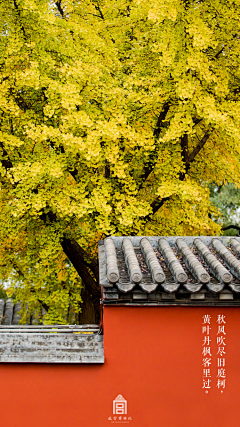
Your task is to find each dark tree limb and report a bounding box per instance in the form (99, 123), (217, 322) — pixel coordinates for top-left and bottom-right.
(181, 134), (188, 163)
(222, 225), (240, 232)
(64, 237), (99, 279)
(0, 142), (13, 170)
(179, 131), (210, 180)
(61, 237), (99, 282)
(94, 3), (104, 20)
(193, 118), (202, 126)
(105, 163), (110, 178)
(150, 196), (170, 216)
(179, 134), (188, 181)
(28, 287), (50, 312)
(12, 261), (24, 277)
(215, 47), (224, 59)
(1, 76), (10, 84)
(153, 103), (170, 139)
(40, 211), (99, 277)
(61, 237), (100, 323)
(78, 282), (97, 324)
(55, 0), (64, 17)
(13, 0), (27, 40)
(37, 300), (49, 312)
(188, 131), (211, 164)
(143, 130), (212, 219)
(92, 2), (116, 43)
(138, 103), (170, 190)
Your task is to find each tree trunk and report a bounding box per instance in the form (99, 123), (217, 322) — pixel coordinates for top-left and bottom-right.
(78, 282), (96, 324)
(61, 237), (101, 324)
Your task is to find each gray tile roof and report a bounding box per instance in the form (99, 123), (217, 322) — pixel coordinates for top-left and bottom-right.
(0, 299), (21, 325)
(99, 236), (240, 306)
(0, 300), (104, 362)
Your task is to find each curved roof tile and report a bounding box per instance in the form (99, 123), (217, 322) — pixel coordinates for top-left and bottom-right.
(99, 236), (240, 306)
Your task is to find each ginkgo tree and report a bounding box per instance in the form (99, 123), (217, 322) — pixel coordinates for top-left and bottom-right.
(0, 0), (239, 323)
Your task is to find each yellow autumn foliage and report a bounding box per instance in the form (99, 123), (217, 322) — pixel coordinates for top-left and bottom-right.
(0, 0), (239, 322)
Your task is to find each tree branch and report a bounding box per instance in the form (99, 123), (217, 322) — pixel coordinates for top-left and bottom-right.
(188, 131), (210, 163)
(215, 47), (224, 59)
(193, 118), (202, 127)
(153, 103), (170, 139)
(37, 299), (49, 312)
(93, 2), (104, 20)
(39, 211), (99, 278)
(55, 0), (64, 17)
(179, 134), (188, 181)
(138, 103), (170, 190)
(143, 130), (212, 219)
(64, 237), (99, 278)
(92, 2), (116, 43)
(12, 261), (24, 277)
(150, 196), (170, 216)
(60, 238), (99, 285)
(0, 142), (13, 170)
(222, 225), (240, 232)
(13, 0), (27, 40)
(28, 287), (50, 312)
(105, 163), (110, 178)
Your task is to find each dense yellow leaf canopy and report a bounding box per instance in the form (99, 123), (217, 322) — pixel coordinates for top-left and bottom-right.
(0, 0), (239, 322)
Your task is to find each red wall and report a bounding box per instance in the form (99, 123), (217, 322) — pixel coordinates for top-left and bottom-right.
(0, 306), (240, 427)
